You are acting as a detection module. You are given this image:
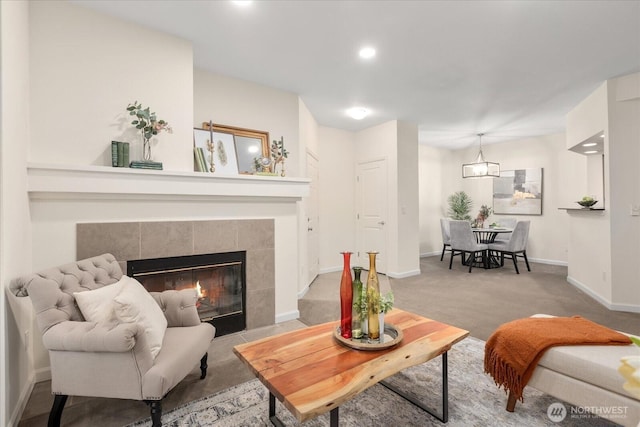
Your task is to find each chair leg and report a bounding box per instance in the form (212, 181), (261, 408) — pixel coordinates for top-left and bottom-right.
(48, 394), (68, 427)
(440, 244), (446, 261)
(523, 251), (531, 271)
(449, 250), (455, 269)
(468, 252), (474, 273)
(512, 252), (520, 274)
(200, 352), (209, 379)
(147, 400), (162, 427)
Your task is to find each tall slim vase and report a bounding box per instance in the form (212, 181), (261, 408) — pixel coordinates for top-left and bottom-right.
(339, 252), (353, 339)
(366, 252), (381, 341)
(351, 267), (363, 339)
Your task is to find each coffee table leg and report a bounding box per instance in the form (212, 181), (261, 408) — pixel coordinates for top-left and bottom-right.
(330, 407), (339, 426)
(380, 352), (449, 423)
(269, 392), (286, 427)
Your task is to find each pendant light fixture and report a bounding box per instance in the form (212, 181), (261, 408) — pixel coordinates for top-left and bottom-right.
(462, 133), (500, 178)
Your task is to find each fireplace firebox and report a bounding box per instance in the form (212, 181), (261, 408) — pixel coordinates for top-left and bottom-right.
(127, 251), (246, 336)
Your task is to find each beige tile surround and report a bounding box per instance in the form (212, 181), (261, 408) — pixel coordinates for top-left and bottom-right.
(76, 219), (275, 329)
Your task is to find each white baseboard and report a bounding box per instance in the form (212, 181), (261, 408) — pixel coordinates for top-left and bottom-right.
(275, 310), (300, 323)
(9, 372), (34, 427)
(528, 257), (568, 267)
(297, 285), (310, 299)
(35, 366), (51, 382)
(319, 266), (341, 274)
(567, 276), (640, 313)
(387, 269), (421, 279)
(420, 251), (441, 258)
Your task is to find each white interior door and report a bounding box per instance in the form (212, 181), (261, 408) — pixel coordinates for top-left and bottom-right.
(356, 159), (387, 273)
(306, 152), (319, 285)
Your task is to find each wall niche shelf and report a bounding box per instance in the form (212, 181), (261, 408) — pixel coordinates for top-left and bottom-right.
(558, 208), (605, 212)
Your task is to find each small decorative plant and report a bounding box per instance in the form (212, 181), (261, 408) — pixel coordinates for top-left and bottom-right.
(379, 291), (394, 314)
(447, 191), (473, 221)
(126, 101), (172, 160)
(270, 137), (289, 176)
(475, 204), (492, 228)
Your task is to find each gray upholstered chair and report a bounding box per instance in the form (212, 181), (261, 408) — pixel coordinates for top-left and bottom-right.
(10, 253), (216, 427)
(439, 218), (451, 261)
(493, 217), (517, 242)
(488, 220), (531, 274)
(449, 220), (489, 273)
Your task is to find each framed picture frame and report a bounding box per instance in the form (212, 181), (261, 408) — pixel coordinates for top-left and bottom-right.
(193, 128), (239, 175)
(202, 122), (270, 174)
(493, 168), (543, 215)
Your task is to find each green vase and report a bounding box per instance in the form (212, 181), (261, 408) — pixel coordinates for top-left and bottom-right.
(351, 267), (364, 339)
(366, 252), (381, 341)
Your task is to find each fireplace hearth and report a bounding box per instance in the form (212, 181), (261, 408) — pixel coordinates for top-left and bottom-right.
(127, 251), (246, 336)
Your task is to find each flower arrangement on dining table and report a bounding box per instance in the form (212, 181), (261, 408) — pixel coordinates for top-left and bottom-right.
(126, 101), (172, 161)
(473, 204), (492, 228)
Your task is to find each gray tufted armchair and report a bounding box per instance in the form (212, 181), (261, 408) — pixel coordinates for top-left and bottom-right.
(11, 253), (216, 427)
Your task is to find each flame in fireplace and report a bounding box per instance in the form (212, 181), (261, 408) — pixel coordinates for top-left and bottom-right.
(195, 281), (205, 299)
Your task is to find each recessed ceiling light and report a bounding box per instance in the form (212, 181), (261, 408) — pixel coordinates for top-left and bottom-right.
(600, 134), (605, 138)
(584, 150), (598, 154)
(359, 47), (376, 59)
(232, 1), (252, 7)
(582, 142), (597, 147)
(347, 107), (369, 120)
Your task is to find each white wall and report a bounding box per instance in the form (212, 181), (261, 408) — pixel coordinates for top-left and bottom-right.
(394, 121), (420, 277)
(607, 73), (640, 308)
(566, 83), (613, 301)
(29, 1), (194, 171)
(419, 145), (456, 256)
(1, 2), (35, 426)
(317, 126), (356, 272)
(193, 69), (300, 177)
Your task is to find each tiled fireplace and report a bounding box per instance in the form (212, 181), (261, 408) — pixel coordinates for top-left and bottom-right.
(76, 219), (275, 330)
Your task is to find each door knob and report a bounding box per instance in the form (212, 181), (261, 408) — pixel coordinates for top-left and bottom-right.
(308, 227), (313, 231)
(378, 221), (385, 225)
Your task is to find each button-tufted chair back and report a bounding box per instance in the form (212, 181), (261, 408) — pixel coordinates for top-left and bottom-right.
(10, 253), (123, 334)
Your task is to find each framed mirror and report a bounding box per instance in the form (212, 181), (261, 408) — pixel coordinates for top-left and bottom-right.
(202, 122), (270, 174)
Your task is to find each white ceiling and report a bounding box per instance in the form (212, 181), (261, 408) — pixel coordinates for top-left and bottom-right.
(73, 0), (640, 149)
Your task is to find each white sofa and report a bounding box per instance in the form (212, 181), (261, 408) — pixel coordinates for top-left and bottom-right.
(508, 314), (640, 426)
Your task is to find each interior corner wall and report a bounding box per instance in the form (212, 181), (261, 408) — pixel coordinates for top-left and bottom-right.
(317, 125), (356, 272)
(394, 121), (420, 276)
(29, 1), (194, 171)
(298, 98), (319, 291)
(1, 1), (34, 426)
(418, 144), (456, 256)
(442, 133), (575, 264)
(607, 73), (640, 308)
(193, 68), (300, 177)
(566, 82), (613, 303)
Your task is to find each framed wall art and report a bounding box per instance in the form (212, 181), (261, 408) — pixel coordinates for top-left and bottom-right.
(493, 168), (543, 215)
(193, 128), (239, 175)
(202, 122), (270, 174)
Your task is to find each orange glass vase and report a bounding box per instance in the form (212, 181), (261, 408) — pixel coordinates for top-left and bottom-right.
(339, 252), (353, 338)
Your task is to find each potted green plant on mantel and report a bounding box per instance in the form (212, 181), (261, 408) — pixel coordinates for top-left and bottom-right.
(126, 101), (172, 167)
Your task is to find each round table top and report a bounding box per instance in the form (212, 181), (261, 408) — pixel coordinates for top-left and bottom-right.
(472, 227), (513, 233)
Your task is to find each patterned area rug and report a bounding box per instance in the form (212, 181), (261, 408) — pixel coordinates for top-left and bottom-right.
(128, 337), (620, 426)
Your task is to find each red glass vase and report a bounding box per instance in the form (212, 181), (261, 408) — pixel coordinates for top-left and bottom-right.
(340, 252), (353, 338)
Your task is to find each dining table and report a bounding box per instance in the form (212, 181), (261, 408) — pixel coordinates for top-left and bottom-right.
(471, 227), (513, 244)
(470, 227), (513, 268)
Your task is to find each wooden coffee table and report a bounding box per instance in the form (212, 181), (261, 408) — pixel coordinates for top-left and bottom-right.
(233, 309), (469, 426)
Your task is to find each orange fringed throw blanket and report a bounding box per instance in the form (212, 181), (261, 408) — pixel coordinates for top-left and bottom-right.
(484, 316), (631, 401)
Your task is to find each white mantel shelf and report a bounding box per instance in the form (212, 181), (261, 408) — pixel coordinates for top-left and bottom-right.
(27, 163), (310, 200)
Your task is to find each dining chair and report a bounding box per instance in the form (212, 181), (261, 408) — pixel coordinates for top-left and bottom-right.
(440, 218), (451, 261)
(488, 220), (531, 274)
(449, 220), (488, 273)
(493, 217), (517, 242)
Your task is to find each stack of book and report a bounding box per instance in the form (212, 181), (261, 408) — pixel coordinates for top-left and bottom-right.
(111, 141), (130, 167)
(193, 147), (209, 172)
(130, 160), (163, 170)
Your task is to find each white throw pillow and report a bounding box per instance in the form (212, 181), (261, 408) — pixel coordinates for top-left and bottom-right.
(113, 276), (167, 359)
(74, 278), (125, 324)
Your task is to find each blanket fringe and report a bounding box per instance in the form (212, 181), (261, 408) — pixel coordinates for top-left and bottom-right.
(484, 347), (525, 402)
